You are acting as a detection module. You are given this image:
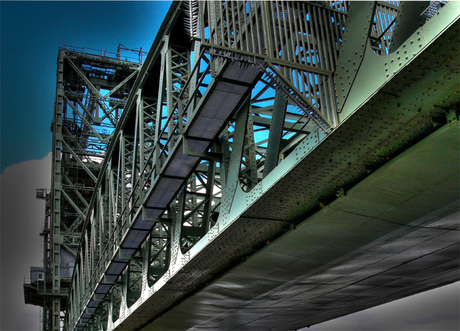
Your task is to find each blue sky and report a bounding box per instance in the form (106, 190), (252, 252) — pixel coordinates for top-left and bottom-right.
(1, 0), (172, 173)
(0, 1), (458, 330)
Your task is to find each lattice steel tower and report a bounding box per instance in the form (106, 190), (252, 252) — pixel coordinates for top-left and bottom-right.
(24, 1), (459, 330)
(24, 45), (143, 330)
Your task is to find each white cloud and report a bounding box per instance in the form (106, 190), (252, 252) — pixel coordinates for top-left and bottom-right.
(1, 153), (52, 331)
(304, 282), (460, 331)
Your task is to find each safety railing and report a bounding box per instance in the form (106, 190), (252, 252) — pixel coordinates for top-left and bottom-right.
(59, 42), (146, 64)
(199, 1), (348, 126)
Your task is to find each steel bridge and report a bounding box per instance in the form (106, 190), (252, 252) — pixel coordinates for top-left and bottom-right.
(24, 1), (459, 330)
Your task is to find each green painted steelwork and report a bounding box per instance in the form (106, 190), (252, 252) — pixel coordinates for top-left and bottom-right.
(25, 1), (460, 330)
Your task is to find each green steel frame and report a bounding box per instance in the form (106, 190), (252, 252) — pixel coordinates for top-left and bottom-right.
(65, 2), (350, 328)
(24, 1), (459, 330)
(47, 47), (141, 330)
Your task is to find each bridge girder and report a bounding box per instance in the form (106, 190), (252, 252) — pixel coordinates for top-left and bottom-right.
(35, 1), (460, 330)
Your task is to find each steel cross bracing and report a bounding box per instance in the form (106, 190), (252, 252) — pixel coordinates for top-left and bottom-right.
(45, 47), (142, 331)
(50, 1), (459, 330)
(61, 2), (347, 328)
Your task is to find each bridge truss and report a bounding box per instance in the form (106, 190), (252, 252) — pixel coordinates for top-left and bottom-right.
(25, 1), (459, 331)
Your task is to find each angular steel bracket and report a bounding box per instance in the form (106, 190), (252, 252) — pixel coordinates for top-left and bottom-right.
(182, 136), (223, 162)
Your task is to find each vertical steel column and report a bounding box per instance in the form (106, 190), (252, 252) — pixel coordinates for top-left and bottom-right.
(240, 111), (258, 191)
(262, 1), (275, 58)
(51, 49), (65, 331)
(130, 90), (142, 206)
(172, 187), (186, 266)
(201, 158), (216, 233)
(166, 45), (175, 147)
(220, 96), (251, 215)
(154, 37), (169, 174)
(142, 235), (150, 292)
(188, 4), (202, 120)
(263, 89), (287, 178)
(36, 190), (52, 331)
(137, 91), (145, 202)
(334, 1), (377, 120)
(390, 1), (429, 52)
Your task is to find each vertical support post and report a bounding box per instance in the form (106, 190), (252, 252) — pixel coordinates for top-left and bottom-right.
(131, 91), (141, 206)
(138, 91), (145, 201)
(202, 157), (216, 233)
(107, 289), (114, 330)
(263, 89), (287, 178)
(334, 1), (377, 120)
(242, 112), (258, 191)
(262, 1), (274, 59)
(171, 188), (186, 266)
(120, 272), (128, 321)
(50, 49), (65, 331)
(389, 1), (429, 52)
(220, 95), (250, 215)
(188, 38), (202, 120)
(166, 45), (174, 145)
(142, 236), (150, 293)
(120, 131), (126, 242)
(155, 37), (169, 175)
